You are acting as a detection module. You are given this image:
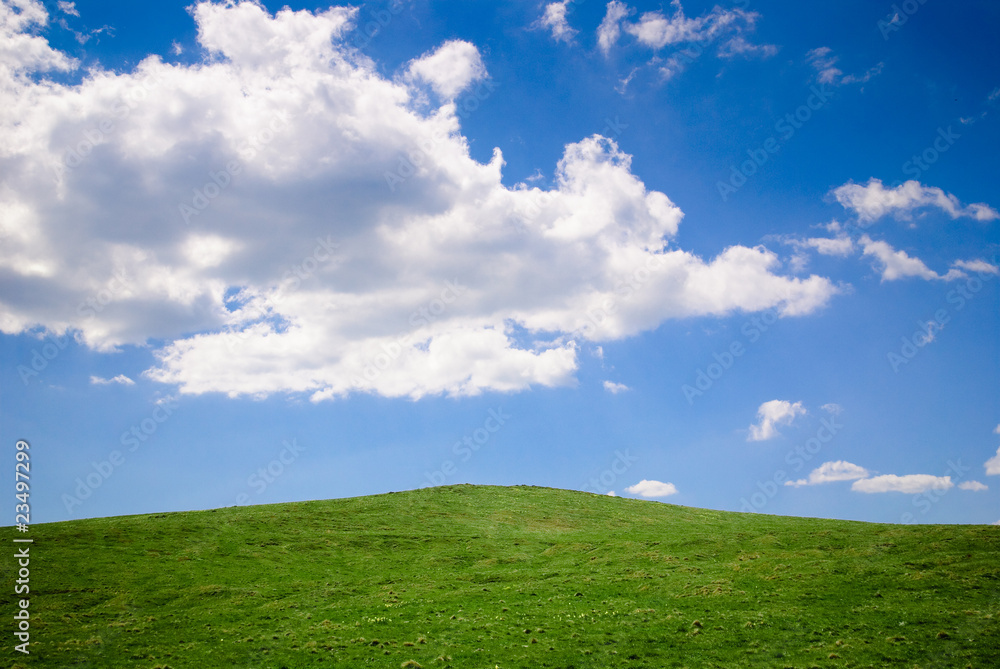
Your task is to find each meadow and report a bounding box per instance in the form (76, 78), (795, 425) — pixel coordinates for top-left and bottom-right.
(5, 484), (998, 667)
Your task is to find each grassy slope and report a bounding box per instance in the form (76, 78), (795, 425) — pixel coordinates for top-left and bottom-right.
(4, 484), (999, 668)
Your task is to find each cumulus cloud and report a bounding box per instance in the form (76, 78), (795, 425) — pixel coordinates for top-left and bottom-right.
(603, 380), (629, 394)
(852, 474), (953, 494)
(832, 178), (1000, 223)
(0, 0), (77, 74)
(90, 374), (135, 386)
(785, 460), (869, 487)
(748, 400), (806, 441)
(537, 1), (577, 44)
(859, 236), (965, 282)
(0, 1), (839, 401)
(958, 480), (988, 492)
(986, 447), (1000, 476)
(625, 479), (678, 497)
(405, 39), (487, 100)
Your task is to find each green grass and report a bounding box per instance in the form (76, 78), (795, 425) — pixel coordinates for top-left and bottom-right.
(4, 484), (999, 667)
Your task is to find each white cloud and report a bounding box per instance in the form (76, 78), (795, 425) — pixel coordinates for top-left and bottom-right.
(953, 259), (1000, 275)
(57, 1), (78, 17)
(832, 178), (1000, 223)
(806, 47), (842, 84)
(603, 380), (629, 394)
(90, 374), (135, 386)
(786, 460), (869, 487)
(958, 480), (988, 492)
(718, 35), (777, 59)
(994, 519), (1000, 526)
(597, 1), (630, 55)
(625, 479), (678, 497)
(606, 490), (616, 496)
(851, 474), (953, 494)
(537, 1), (577, 44)
(821, 403), (843, 415)
(806, 47), (881, 87)
(995, 424), (1000, 435)
(0, 0), (77, 74)
(748, 400), (806, 441)
(806, 235), (854, 257)
(405, 39), (487, 100)
(859, 236), (965, 282)
(986, 447), (1000, 476)
(0, 1), (840, 401)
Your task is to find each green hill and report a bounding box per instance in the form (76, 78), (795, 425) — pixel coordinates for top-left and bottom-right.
(5, 484), (999, 667)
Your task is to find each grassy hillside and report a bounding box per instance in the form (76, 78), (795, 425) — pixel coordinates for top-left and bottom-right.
(4, 484), (999, 668)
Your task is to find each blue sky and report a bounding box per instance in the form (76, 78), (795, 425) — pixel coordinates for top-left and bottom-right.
(2, 0), (998, 526)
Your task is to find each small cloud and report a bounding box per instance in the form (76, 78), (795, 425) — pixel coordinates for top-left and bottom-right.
(821, 403), (843, 415)
(606, 490), (616, 496)
(748, 399), (806, 442)
(603, 380), (630, 394)
(852, 474), (953, 494)
(625, 479), (678, 498)
(993, 519), (1000, 526)
(171, 41), (184, 56)
(807, 47), (881, 87)
(537, 1), (578, 44)
(597, 1), (631, 55)
(405, 40), (488, 100)
(591, 346), (604, 360)
(953, 259), (1000, 276)
(985, 447), (1000, 476)
(988, 87), (1000, 102)
(90, 374), (135, 386)
(785, 460), (869, 487)
(718, 35), (778, 59)
(994, 424), (1000, 435)
(958, 480), (988, 492)
(832, 178), (1000, 224)
(860, 235), (966, 282)
(58, 1), (79, 17)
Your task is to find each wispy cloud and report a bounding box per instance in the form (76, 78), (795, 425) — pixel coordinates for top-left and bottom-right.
(603, 380), (630, 394)
(90, 374), (135, 386)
